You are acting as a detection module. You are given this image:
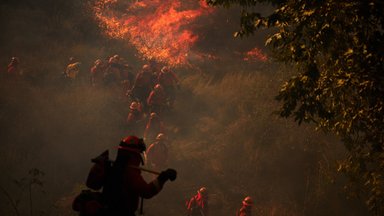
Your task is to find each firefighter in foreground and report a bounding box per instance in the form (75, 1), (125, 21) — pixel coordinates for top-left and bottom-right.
(186, 187), (209, 216)
(74, 135), (177, 216)
(236, 196), (253, 216)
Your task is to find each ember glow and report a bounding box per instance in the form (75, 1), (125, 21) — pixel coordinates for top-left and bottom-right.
(93, 0), (213, 67)
(243, 47), (268, 62)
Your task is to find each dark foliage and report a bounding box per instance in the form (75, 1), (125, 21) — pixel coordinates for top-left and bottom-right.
(207, 0), (384, 214)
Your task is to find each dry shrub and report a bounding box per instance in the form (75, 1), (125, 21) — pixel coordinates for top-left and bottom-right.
(166, 67), (366, 215)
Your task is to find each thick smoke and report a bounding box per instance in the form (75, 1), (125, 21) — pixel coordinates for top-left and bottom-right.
(0, 1), (369, 216)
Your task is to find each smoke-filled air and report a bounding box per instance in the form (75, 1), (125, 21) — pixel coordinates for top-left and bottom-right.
(0, 0), (376, 216)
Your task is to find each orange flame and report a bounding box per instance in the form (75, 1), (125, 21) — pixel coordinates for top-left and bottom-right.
(243, 47), (268, 62)
(93, 0), (213, 67)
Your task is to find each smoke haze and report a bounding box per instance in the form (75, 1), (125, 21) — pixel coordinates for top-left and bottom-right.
(0, 1), (370, 215)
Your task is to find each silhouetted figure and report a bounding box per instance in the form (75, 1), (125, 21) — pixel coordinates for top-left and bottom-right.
(106, 136), (176, 215)
(74, 136), (177, 216)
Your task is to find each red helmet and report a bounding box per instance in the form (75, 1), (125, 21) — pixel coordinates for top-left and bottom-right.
(119, 136), (146, 153)
(242, 196), (253, 206)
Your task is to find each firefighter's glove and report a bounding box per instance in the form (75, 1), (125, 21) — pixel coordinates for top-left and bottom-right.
(158, 169), (177, 184)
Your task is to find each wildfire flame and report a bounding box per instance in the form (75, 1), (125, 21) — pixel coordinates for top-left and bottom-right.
(243, 47), (268, 62)
(93, 0), (213, 67)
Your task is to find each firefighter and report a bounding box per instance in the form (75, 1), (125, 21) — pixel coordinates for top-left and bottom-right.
(130, 64), (155, 106)
(147, 84), (167, 115)
(103, 54), (122, 86)
(126, 101), (145, 134)
(143, 112), (165, 144)
(101, 136), (177, 216)
(121, 64), (135, 98)
(146, 133), (168, 170)
(121, 64), (134, 83)
(236, 196), (253, 216)
(90, 59), (106, 87)
(187, 187), (209, 216)
(6, 57), (21, 77)
(148, 61), (163, 83)
(127, 101), (145, 124)
(157, 66), (179, 108)
(65, 58), (81, 82)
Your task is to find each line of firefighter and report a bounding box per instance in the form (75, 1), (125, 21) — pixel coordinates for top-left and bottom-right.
(4, 56), (255, 215)
(64, 53), (179, 215)
(65, 54), (178, 168)
(89, 55), (257, 216)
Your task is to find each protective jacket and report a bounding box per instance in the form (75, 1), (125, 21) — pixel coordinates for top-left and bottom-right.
(147, 89), (166, 107)
(75, 136), (177, 216)
(143, 115), (165, 143)
(66, 62), (81, 79)
(102, 147), (162, 216)
(187, 193), (208, 216)
(134, 71), (154, 88)
(236, 206), (252, 216)
(90, 64), (105, 86)
(158, 70), (178, 87)
(127, 109), (144, 125)
(7, 59), (20, 76)
(146, 141), (168, 169)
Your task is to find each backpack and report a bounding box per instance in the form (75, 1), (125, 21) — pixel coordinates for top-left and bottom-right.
(86, 150), (111, 190)
(73, 150), (112, 215)
(72, 190), (104, 216)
